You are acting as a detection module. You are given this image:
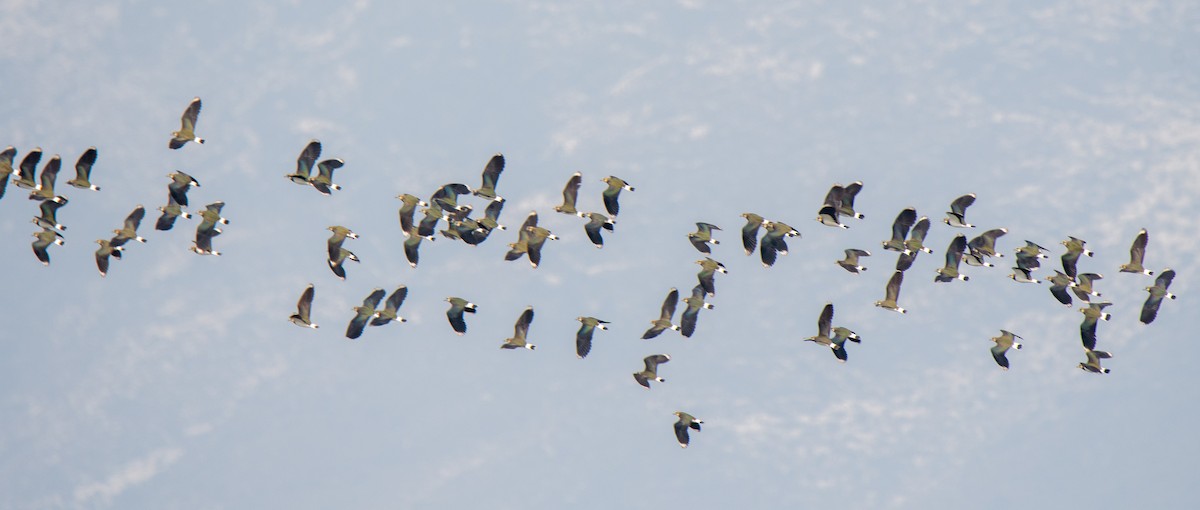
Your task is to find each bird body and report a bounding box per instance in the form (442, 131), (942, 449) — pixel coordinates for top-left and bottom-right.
(837, 248), (870, 274)
(31, 227), (64, 265)
(1079, 302), (1112, 351)
(989, 330), (1023, 370)
(740, 212), (766, 255)
(679, 285), (714, 338)
(309, 158), (345, 195)
(501, 307), (536, 350)
(943, 193), (976, 227)
(1140, 269), (1177, 324)
(805, 304), (840, 352)
(935, 234), (970, 282)
(695, 257), (727, 296)
(289, 284), (318, 328)
(167, 171), (201, 207)
(346, 288), (386, 339)
(286, 140), (322, 185)
(1078, 349), (1112, 374)
(445, 297), (477, 335)
(634, 354), (670, 388)
(673, 411), (702, 448)
(600, 176), (634, 216)
(554, 173), (582, 215)
(112, 205), (148, 244)
(883, 207), (917, 253)
(169, 97), (205, 149)
(370, 286), (409, 326)
(574, 317), (610, 359)
(33, 196), (68, 231)
(642, 288), (681, 339)
(473, 153), (505, 201)
(1060, 236), (1094, 278)
(578, 212), (615, 248)
(1119, 229), (1153, 276)
(94, 239), (124, 277)
(688, 222), (721, 253)
(874, 271), (907, 313)
(28, 154), (61, 201)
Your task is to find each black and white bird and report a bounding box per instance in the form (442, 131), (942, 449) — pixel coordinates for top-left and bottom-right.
(943, 193), (976, 228)
(289, 284), (318, 329)
(934, 234), (970, 282)
(633, 354), (670, 389)
(1140, 269), (1177, 324)
(641, 288), (681, 339)
(169, 97), (205, 149)
(673, 411), (703, 448)
(501, 306), (536, 350)
(1118, 229), (1153, 276)
(874, 271), (907, 314)
(836, 249), (870, 274)
(989, 330), (1022, 370)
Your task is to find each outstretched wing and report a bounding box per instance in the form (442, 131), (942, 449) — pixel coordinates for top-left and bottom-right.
(296, 140), (321, 179)
(659, 288), (679, 321)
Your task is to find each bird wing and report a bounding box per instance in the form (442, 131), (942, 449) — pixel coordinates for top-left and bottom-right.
(634, 372), (651, 388)
(315, 159), (344, 183)
(602, 186), (621, 216)
(484, 197), (505, 223)
(1127, 229), (1148, 266)
(645, 354), (670, 371)
(895, 252), (916, 272)
(480, 153), (504, 192)
(944, 235), (967, 269)
(886, 271), (904, 302)
(181, 97), (202, 132)
(95, 248), (110, 276)
(890, 208), (917, 243)
(403, 235), (422, 267)
(822, 184), (845, 208)
(74, 147), (97, 182)
(990, 344), (1010, 369)
(561, 173), (582, 209)
(447, 306), (468, 334)
(909, 217), (931, 244)
(17, 148), (42, 184)
(384, 286), (408, 314)
(0, 146), (14, 176)
(818, 303), (833, 338)
(688, 235), (712, 254)
(1140, 294), (1163, 324)
(297, 285), (315, 322)
(659, 288), (679, 321)
(1049, 284), (1073, 306)
(575, 324), (594, 358)
(584, 218), (605, 247)
(513, 307), (534, 339)
(1155, 269), (1176, 290)
(841, 181), (863, 206)
(1080, 315), (1099, 351)
(949, 193), (976, 216)
(680, 305), (699, 337)
(674, 421), (691, 447)
(741, 220), (761, 255)
(296, 140), (321, 179)
(697, 270), (715, 296)
(38, 156), (61, 193)
(346, 312), (371, 339)
(361, 288), (386, 309)
(759, 237), (778, 267)
(121, 205), (145, 231)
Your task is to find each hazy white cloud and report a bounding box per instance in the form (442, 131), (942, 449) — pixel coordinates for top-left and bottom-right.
(73, 447), (183, 506)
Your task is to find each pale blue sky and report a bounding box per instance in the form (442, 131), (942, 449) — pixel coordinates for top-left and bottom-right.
(1, 1), (1198, 508)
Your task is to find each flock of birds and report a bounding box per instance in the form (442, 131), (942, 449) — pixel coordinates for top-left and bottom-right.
(1, 97), (1180, 449)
